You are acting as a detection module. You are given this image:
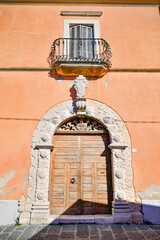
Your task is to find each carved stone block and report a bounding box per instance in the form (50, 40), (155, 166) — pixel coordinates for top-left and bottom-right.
(73, 75), (88, 114)
(30, 201), (50, 224)
(112, 201), (132, 223)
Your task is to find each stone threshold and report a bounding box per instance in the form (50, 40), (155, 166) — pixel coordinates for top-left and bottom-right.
(48, 214), (114, 224)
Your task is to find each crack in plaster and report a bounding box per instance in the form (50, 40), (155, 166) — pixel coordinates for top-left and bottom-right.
(21, 174), (28, 189)
(104, 79), (108, 89)
(137, 184), (160, 200)
(0, 170), (15, 196)
(56, 77), (74, 87)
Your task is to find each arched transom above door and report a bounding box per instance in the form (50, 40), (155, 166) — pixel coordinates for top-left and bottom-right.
(57, 117), (107, 132)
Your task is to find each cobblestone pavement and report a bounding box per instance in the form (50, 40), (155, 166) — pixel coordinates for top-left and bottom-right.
(0, 224), (160, 240)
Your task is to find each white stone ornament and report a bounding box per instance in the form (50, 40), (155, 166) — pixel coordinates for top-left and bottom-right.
(117, 192), (124, 200)
(115, 171), (123, 179)
(37, 192), (44, 200)
(115, 151), (121, 159)
(73, 75), (88, 114)
(38, 170), (46, 179)
(40, 150), (47, 159)
(41, 135), (49, 142)
(52, 117), (59, 124)
(73, 75), (88, 98)
(113, 134), (121, 142)
(103, 117), (111, 124)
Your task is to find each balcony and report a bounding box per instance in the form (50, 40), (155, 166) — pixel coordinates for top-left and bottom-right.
(48, 38), (112, 78)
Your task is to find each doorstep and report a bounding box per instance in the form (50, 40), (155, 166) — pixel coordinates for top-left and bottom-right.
(49, 214), (114, 224)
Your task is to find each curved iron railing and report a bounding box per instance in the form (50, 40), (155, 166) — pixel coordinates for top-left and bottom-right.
(48, 38), (112, 68)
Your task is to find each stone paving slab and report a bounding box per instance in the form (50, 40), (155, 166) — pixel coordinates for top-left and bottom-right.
(0, 224), (160, 240)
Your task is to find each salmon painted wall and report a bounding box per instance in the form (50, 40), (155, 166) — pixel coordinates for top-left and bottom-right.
(0, 4), (160, 200)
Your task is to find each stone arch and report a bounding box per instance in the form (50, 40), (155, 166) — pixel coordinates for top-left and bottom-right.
(19, 99), (139, 224)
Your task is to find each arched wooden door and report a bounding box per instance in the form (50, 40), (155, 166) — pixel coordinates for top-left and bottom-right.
(49, 117), (113, 215)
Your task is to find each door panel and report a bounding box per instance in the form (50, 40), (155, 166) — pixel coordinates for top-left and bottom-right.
(50, 133), (112, 215)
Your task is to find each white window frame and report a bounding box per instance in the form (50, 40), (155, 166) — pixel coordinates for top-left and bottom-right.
(63, 19), (100, 39)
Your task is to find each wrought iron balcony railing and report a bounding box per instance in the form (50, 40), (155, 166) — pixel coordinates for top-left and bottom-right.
(48, 38), (112, 77)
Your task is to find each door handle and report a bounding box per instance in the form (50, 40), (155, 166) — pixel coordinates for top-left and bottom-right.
(70, 178), (76, 184)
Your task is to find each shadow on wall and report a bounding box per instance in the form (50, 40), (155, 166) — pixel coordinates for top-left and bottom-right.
(48, 71), (105, 100)
(142, 200), (160, 225)
(48, 71), (77, 99)
(48, 69), (104, 80)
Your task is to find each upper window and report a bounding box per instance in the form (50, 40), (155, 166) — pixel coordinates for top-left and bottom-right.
(63, 20), (99, 60)
(70, 24), (94, 60)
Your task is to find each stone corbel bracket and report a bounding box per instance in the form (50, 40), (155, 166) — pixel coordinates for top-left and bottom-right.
(75, 97), (86, 115)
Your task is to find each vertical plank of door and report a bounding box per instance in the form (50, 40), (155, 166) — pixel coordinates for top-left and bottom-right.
(77, 162), (81, 214)
(50, 137), (54, 213)
(93, 162), (97, 213)
(91, 162), (95, 214)
(65, 162), (69, 211)
(79, 135), (83, 213)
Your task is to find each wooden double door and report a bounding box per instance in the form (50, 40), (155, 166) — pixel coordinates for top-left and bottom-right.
(50, 132), (112, 215)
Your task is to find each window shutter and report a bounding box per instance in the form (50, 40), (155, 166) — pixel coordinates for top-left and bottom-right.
(88, 26), (93, 59)
(82, 25), (87, 59)
(77, 25), (81, 59)
(70, 24), (94, 60)
(70, 26), (74, 59)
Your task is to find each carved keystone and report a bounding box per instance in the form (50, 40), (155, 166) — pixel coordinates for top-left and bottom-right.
(73, 75), (88, 114)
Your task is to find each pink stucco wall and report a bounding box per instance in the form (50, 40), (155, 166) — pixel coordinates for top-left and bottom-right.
(0, 4), (160, 200)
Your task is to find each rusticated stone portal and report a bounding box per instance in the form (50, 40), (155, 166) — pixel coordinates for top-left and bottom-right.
(19, 99), (143, 224)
